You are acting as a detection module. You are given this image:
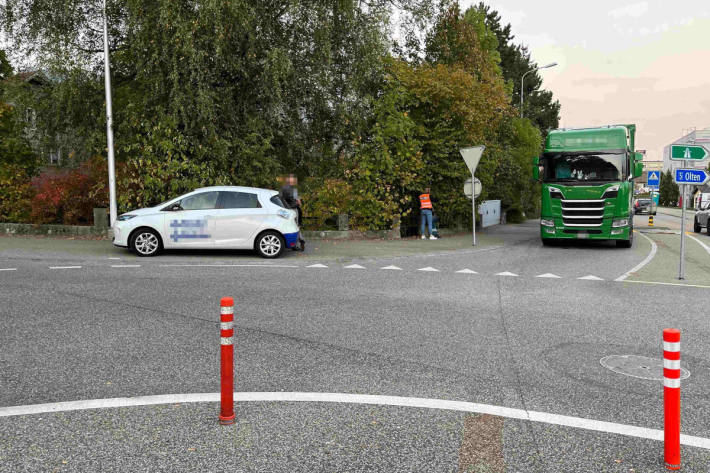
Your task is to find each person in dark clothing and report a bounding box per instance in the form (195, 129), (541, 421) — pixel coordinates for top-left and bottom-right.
(280, 174), (305, 251)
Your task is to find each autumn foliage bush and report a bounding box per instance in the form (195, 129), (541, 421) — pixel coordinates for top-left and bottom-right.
(0, 165), (35, 223)
(29, 156), (108, 225)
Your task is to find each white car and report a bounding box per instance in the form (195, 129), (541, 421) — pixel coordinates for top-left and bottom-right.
(113, 186), (300, 258)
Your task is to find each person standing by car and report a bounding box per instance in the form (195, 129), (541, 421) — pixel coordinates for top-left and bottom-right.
(419, 188), (437, 240)
(280, 174), (306, 251)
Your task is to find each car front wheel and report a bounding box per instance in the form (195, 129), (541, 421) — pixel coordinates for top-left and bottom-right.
(255, 231), (285, 258)
(130, 228), (162, 257)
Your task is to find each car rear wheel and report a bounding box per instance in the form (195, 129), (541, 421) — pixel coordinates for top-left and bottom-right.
(694, 218), (701, 233)
(255, 231), (285, 259)
(130, 228), (162, 257)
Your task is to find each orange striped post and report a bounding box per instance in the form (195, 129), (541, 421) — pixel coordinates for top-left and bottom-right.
(663, 328), (681, 470)
(219, 297), (235, 425)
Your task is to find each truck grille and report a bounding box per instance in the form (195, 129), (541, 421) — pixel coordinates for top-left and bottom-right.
(561, 199), (604, 227)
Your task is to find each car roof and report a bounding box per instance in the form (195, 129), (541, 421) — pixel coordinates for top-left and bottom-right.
(192, 186), (278, 195)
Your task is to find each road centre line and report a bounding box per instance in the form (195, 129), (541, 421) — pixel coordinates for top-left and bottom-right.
(1, 391), (708, 450)
(111, 264), (141, 268)
(0, 268), (17, 271)
(687, 233), (710, 257)
(49, 266), (82, 270)
(615, 232), (657, 282)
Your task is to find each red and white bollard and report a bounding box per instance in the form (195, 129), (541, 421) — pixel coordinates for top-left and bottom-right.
(219, 297), (235, 425)
(663, 328), (681, 470)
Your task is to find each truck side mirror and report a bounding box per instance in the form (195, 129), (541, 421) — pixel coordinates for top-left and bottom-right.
(633, 152), (644, 178)
(532, 157), (540, 181)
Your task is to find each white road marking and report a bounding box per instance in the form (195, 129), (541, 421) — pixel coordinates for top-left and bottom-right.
(622, 280), (710, 290)
(687, 233), (710, 256)
(381, 265), (402, 270)
(111, 265), (141, 268)
(578, 275), (604, 281)
(160, 264), (298, 268)
(0, 268), (17, 272)
(1, 391), (708, 450)
(417, 267), (439, 272)
(49, 266), (82, 270)
(536, 273), (561, 279)
(306, 264), (328, 268)
(615, 232), (657, 282)
(496, 271), (518, 277)
(108, 257), (121, 260)
(456, 269), (478, 274)
(344, 264), (365, 269)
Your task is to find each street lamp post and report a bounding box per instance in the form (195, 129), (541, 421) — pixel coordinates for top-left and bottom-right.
(520, 62), (557, 118)
(102, 0), (118, 228)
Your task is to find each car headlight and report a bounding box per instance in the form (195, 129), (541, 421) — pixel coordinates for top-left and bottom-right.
(540, 219), (554, 227)
(612, 218), (629, 227)
(117, 214), (137, 221)
(277, 209), (291, 219)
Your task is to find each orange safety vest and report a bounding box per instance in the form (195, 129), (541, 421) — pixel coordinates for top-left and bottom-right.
(419, 194), (433, 210)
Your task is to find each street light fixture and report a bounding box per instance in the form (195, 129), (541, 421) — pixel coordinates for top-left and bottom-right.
(520, 62), (557, 118)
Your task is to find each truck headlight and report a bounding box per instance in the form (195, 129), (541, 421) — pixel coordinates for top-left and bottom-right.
(540, 219), (554, 227)
(612, 218), (629, 227)
(603, 185), (619, 198)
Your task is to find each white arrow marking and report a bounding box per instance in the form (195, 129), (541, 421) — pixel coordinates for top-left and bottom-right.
(344, 264), (365, 269)
(684, 147), (691, 159)
(456, 269), (478, 274)
(418, 267), (439, 272)
(496, 271), (518, 277)
(306, 263), (328, 268)
(536, 273), (561, 278)
(578, 275), (604, 281)
(381, 265), (402, 270)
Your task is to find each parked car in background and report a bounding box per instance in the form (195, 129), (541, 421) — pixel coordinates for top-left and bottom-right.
(693, 202), (710, 234)
(633, 198), (655, 215)
(113, 186), (300, 258)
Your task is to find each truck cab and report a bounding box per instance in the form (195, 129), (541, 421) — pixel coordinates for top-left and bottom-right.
(533, 125), (644, 248)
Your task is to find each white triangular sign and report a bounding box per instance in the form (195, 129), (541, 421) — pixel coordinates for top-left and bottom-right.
(460, 146), (486, 173)
(650, 172), (658, 180)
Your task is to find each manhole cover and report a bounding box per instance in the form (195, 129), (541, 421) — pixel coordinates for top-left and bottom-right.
(600, 355), (690, 381)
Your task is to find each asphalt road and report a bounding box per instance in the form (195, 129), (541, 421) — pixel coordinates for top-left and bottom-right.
(1, 221), (709, 472)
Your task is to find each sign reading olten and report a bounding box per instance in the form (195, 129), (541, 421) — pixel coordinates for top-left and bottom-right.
(670, 144), (709, 161)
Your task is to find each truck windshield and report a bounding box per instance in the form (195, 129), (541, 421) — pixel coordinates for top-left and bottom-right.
(542, 152), (627, 183)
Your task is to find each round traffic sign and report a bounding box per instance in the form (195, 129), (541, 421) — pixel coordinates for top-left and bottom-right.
(464, 178), (482, 199)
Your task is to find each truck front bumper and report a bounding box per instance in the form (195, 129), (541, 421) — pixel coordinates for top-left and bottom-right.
(540, 218), (631, 240)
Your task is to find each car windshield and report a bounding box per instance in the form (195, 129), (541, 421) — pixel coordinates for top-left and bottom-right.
(542, 151), (627, 183)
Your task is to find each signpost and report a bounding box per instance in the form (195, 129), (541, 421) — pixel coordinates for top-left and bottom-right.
(670, 142), (709, 279)
(459, 146), (485, 246)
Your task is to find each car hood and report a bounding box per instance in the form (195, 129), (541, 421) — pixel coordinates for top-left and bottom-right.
(123, 207), (160, 217)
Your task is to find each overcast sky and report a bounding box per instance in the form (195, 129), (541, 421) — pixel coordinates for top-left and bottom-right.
(460, 0), (710, 161)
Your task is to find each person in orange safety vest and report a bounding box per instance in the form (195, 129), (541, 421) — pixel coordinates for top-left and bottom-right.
(419, 188), (437, 240)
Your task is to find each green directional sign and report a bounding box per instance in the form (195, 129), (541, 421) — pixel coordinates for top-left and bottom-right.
(670, 144), (708, 161)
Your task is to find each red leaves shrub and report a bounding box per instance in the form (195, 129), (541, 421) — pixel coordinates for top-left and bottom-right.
(30, 156), (108, 225)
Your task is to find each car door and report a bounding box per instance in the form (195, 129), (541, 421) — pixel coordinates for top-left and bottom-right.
(212, 191), (266, 248)
(163, 191), (220, 248)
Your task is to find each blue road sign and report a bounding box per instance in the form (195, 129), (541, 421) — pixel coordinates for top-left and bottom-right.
(674, 168), (710, 185)
(647, 171), (660, 187)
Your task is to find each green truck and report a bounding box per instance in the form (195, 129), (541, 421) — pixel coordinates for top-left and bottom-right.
(533, 124), (644, 248)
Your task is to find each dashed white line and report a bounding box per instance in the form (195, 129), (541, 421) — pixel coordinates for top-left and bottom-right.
(381, 265), (402, 270)
(578, 275), (604, 281)
(615, 232), (657, 282)
(111, 265), (141, 268)
(108, 257), (121, 260)
(160, 264), (298, 268)
(344, 264), (365, 269)
(49, 266), (82, 270)
(307, 263), (328, 268)
(496, 271), (518, 277)
(0, 268), (17, 272)
(456, 269), (478, 274)
(1, 391), (708, 450)
(417, 267), (439, 272)
(536, 273), (561, 279)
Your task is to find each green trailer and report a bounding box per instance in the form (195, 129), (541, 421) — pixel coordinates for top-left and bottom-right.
(533, 125), (644, 248)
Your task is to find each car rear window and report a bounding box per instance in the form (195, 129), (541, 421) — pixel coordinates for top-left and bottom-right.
(270, 195), (288, 208)
(219, 192), (261, 209)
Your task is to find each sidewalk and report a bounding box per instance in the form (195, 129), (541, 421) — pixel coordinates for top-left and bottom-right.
(655, 206), (696, 218)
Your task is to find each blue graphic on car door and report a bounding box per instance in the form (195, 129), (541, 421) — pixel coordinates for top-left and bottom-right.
(170, 219), (211, 242)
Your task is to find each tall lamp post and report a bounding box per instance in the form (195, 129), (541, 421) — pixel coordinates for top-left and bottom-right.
(520, 62), (557, 118)
(102, 0), (118, 227)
